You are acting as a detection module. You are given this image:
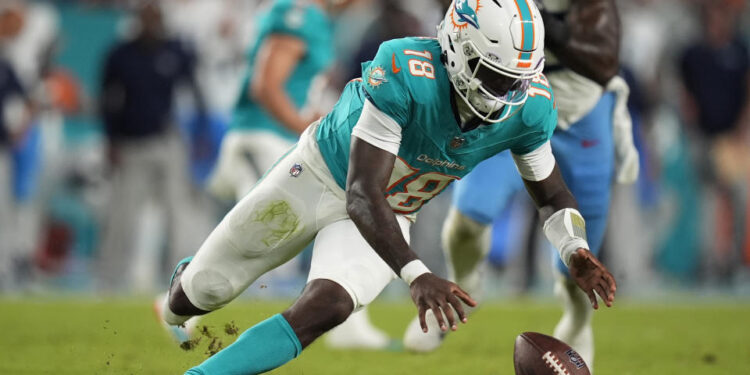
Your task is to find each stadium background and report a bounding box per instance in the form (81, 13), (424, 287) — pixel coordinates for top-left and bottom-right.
(0, 0), (749, 373)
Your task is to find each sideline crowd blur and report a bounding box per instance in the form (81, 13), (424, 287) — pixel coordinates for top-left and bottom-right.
(0, 0), (748, 298)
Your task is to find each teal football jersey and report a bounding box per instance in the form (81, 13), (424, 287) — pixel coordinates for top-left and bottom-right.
(316, 37), (557, 214)
(231, 0), (333, 140)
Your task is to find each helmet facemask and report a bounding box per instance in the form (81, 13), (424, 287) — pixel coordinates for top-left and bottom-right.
(437, 0), (546, 124)
(453, 41), (536, 123)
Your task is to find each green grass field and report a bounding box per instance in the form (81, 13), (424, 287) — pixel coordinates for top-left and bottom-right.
(2, 298), (749, 374)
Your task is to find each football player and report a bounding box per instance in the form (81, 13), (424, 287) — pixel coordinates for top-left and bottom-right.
(402, 0), (638, 370)
(208, 0), (343, 201)
(157, 1), (616, 373)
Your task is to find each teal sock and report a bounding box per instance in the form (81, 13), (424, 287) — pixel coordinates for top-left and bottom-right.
(185, 314), (302, 375)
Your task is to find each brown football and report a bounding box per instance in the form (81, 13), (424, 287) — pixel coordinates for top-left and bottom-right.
(513, 332), (591, 375)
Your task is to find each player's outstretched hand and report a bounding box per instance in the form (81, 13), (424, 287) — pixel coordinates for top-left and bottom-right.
(568, 248), (617, 310)
(409, 273), (477, 333)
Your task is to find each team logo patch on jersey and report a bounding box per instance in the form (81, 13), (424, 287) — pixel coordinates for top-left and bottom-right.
(452, 0), (481, 30)
(289, 163), (303, 177)
(367, 66), (388, 88)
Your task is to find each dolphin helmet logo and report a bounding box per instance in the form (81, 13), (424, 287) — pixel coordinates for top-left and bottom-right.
(452, 0), (481, 30)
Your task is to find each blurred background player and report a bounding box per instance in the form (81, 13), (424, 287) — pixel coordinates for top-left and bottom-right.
(208, 0), (332, 201)
(0, 5), (33, 289)
(200, 0), (391, 349)
(680, 0), (750, 284)
(1, 0), (61, 290)
(402, 0), (637, 369)
(98, 1), (206, 292)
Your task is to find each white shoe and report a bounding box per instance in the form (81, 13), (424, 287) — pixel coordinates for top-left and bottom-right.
(403, 310), (445, 353)
(153, 293), (198, 344)
(326, 309), (391, 350)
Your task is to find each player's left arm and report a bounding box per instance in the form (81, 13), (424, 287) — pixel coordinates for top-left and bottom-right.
(512, 142), (617, 309)
(541, 0), (620, 86)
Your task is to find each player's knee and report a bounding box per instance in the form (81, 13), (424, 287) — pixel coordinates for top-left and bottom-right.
(447, 209), (487, 239)
(286, 279), (354, 338)
(308, 281), (353, 329)
(321, 295), (353, 331)
(443, 208), (490, 256)
(184, 269), (234, 311)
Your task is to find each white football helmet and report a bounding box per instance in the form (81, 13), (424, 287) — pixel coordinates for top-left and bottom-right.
(437, 0), (545, 123)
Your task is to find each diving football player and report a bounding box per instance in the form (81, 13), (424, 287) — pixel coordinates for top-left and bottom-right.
(157, 0), (616, 373)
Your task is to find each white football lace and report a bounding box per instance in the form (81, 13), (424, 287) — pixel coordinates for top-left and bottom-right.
(542, 351), (570, 375)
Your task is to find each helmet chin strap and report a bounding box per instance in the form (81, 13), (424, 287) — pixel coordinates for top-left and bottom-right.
(453, 88), (506, 126)
(450, 60), (520, 123)
(469, 88), (505, 117)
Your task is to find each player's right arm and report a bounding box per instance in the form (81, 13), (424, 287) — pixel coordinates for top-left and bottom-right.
(250, 34), (314, 134)
(346, 124), (476, 334)
(346, 41), (476, 332)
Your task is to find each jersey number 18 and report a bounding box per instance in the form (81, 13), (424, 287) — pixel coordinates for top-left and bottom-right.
(404, 50), (435, 80)
(385, 157), (457, 214)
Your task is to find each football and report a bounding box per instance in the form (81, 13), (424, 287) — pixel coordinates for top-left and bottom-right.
(513, 332), (590, 375)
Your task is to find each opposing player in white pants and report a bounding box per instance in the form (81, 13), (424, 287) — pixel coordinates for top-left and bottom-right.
(403, 0), (636, 371)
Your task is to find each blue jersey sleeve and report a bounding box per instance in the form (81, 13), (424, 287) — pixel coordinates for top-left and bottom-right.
(360, 41), (410, 127)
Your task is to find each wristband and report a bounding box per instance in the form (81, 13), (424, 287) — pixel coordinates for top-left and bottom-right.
(400, 260), (431, 285)
(543, 208), (589, 267)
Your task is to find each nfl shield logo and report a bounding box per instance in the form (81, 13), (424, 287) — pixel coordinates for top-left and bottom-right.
(565, 349), (585, 369)
(289, 163), (303, 177)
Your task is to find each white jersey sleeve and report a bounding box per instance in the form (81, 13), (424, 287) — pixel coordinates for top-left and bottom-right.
(511, 140), (556, 181)
(351, 99), (403, 155)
